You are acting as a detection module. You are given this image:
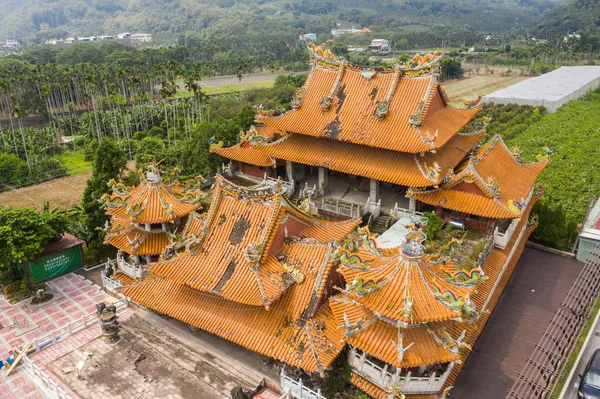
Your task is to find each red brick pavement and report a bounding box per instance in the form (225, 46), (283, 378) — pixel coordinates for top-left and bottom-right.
(0, 273), (134, 399)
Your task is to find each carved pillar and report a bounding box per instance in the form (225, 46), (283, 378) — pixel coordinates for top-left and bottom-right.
(286, 161), (294, 184)
(409, 197), (416, 212)
(369, 179), (379, 203)
(318, 167), (328, 196)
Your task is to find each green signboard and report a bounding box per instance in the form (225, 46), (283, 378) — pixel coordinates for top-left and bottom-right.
(27, 244), (84, 283)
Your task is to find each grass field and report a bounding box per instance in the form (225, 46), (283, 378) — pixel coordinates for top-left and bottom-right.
(177, 79), (275, 97)
(59, 149), (92, 175)
(442, 75), (530, 107)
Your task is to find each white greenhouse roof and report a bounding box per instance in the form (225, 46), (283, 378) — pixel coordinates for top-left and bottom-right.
(483, 66), (600, 113)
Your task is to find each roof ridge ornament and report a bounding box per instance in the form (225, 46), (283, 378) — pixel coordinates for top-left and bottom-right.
(374, 65), (401, 120)
(401, 215), (429, 258)
(464, 95), (482, 109)
(358, 226), (382, 257)
(320, 61), (346, 111)
(291, 58), (317, 110)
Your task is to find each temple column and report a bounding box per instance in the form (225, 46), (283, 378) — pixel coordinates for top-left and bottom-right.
(318, 167), (328, 196)
(286, 161), (294, 184)
(369, 179), (379, 202)
(409, 197), (416, 212)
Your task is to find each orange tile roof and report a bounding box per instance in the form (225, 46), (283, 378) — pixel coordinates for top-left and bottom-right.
(211, 141), (275, 167)
(151, 175), (359, 307)
(181, 211), (207, 237)
(110, 272), (135, 286)
(101, 167), (204, 224)
(124, 240), (346, 374)
(335, 246), (480, 324)
(220, 131), (483, 188)
(330, 299), (460, 368)
(104, 220), (171, 256)
(344, 194), (543, 396)
(408, 135), (549, 218)
(256, 62), (481, 154)
(301, 218), (362, 242)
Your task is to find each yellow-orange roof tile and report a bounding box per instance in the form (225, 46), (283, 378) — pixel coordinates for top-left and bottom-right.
(227, 131), (483, 188)
(256, 63), (480, 154)
(124, 243), (345, 374)
(337, 249), (479, 324)
(408, 135), (549, 218)
(211, 141), (276, 167)
(330, 299), (460, 368)
(151, 175), (358, 307)
(102, 168), (204, 224)
(104, 218), (171, 255)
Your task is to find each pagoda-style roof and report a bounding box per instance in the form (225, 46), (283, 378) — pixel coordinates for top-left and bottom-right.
(151, 175), (360, 307)
(254, 49), (481, 154)
(213, 131), (485, 188)
(408, 135), (550, 218)
(104, 218), (171, 256)
(329, 299), (462, 368)
(100, 166), (205, 224)
(334, 226), (484, 325)
(124, 238), (345, 375)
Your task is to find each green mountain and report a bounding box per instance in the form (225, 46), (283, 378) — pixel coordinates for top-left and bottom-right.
(0, 0), (559, 44)
(533, 0), (600, 36)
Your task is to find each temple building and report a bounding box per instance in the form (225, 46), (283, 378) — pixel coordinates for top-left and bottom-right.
(212, 46), (484, 219)
(100, 165), (205, 282)
(123, 176), (361, 373)
(104, 47), (551, 398)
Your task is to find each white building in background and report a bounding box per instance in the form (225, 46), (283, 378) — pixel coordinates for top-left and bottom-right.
(483, 66), (600, 113)
(78, 36), (97, 42)
(298, 33), (317, 42)
(2, 39), (20, 49)
(331, 24), (372, 36)
(368, 39), (389, 52)
(45, 32), (151, 46)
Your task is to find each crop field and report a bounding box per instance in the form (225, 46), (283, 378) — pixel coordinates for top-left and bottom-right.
(0, 171), (91, 210)
(442, 75), (530, 106)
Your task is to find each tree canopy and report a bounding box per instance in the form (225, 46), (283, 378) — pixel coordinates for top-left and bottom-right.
(0, 205), (67, 284)
(81, 138), (127, 242)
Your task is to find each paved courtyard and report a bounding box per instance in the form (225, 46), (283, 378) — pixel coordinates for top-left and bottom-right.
(0, 273), (133, 399)
(453, 248), (583, 398)
(50, 312), (267, 399)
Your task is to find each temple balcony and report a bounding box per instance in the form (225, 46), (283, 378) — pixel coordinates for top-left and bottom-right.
(116, 251), (147, 280)
(348, 347), (454, 394)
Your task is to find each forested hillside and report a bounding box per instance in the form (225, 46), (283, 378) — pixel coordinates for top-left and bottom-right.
(0, 0), (558, 44)
(533, 0), (600, 36)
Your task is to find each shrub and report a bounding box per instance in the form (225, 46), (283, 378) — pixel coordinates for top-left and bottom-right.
(423, 211), (442, 241)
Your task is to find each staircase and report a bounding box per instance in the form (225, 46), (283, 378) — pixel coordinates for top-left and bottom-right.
(290, 190), (302, 205)
(370, 214), (391, 235)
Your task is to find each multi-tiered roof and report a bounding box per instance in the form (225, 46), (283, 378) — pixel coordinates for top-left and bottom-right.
(212, 46), (485, 187)
(124, 176), (360, 374)
(101, 165), (205, 259)
(330, 221), (484, 370)
(408, 135), (549, 218)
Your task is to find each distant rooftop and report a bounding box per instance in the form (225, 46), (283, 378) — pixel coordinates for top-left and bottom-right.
(483, 66), (600, 113)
